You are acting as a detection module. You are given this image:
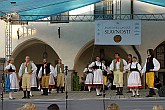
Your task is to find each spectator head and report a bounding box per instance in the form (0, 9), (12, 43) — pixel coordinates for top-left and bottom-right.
(47, 104), (59, 110)
(107, 103), (120, 110)
(17, 103), (36, 110)
(153, 105), (164, 110)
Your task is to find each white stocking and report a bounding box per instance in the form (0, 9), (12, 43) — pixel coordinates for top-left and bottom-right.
(88, 86), (91, 92)
(131, 89), (135, 96)
(9, 92), (13, 98)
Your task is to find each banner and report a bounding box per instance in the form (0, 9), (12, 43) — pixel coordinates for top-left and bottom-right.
(95, 20), (141, 45)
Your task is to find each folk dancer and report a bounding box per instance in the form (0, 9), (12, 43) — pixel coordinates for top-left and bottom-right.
(142, 49), (160, 97)
(89, 56), (107, 96)
(4, 58), (19, 99)
(109, 53), (127, 95)
(18, 56), (37, 99)
(55, 59), (65, 93)
(127, 56), (142, 97)
(38, 59), (55, 95)
(126, 54), (132, 93)
(83, 65), (93, 92)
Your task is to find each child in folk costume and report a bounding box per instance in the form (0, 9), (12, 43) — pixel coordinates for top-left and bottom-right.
(83, 65), (93, 92)
(127, 56), (142, 97)
(5, 58), (19, 99)
(89, 56), (107, 96)
(142, 49), (160, 97)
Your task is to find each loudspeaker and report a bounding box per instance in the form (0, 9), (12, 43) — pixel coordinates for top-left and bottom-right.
(158, 86), (165, 97)
(0, 58), (6, 63)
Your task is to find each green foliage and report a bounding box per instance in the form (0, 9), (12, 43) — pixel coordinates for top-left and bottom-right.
(72, 73), (80, 91)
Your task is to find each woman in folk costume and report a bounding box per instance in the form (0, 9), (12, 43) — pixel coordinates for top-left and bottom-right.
(89, 56), (107, 96)
(127, 56), (142, 97)
(126, 54), (132, 93)
(83, 64), (93, 92)
(5, 58), (19, 99)
(30, 64), (37, 97)
(142, 49), (160, 97)
(48, 66), (56, 93)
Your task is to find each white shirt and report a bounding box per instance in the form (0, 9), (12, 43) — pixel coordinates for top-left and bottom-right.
(18, 62), (37, 77)
(54, 64), (65, 77)
(89, 61), (106, 70)
(109, 59), (127, 72)
(126, 62), (142, 72)
(38, 64), (55, 78)
(142, 58), (160, 74)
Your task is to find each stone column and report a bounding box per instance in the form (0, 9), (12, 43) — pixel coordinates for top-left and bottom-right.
(65, 70), (75, 92)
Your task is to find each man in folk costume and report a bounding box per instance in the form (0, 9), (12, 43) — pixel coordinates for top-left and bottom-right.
(38, 59), (55, 95)
(55, 59), (65, 93)
(18, 56), (37, 99)
(109, 53), (127, 95)
(89, 56), (107, 96)
(142, 49), (160, 97)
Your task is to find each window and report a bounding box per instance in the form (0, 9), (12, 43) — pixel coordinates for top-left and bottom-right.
(156, 44), (165, 69)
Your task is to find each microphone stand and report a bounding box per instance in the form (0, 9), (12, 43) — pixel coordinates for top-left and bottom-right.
(1, 72), (5, 110)
(65, 66), (68, 110)
(102, 75), (106, 110)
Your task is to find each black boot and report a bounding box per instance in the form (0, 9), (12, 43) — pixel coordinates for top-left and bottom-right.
(45, 88), (48, 95)
(41, 88), (45, 95)
(27, 91), (30, 99)
(146, 88), (153, 97)
(119, 87), (123, 95)
(57, 87), (59, 93)
(22, 91), (27, 99)
(61, 87), (64, 93)
(116, 87), (120, 95)
(151, 88), (156, 95)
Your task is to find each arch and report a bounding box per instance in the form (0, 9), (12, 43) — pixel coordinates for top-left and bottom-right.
(154, 41), (165, 85)
(12, 38), (59, 68)
(74, 39), (128, 81)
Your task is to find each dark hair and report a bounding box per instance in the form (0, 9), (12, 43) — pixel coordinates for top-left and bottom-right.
(132, 56), (137, 59)
(115, 52), (120, 56)
(48, 104), (59, 110)
(147, 49), (154, 57)
(128, 54), (132, 58)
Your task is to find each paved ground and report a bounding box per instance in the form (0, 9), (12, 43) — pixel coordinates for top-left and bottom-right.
(0, 89), (165, 110)
(1, 89), (161, 100)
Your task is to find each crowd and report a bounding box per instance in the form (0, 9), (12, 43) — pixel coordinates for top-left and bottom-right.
(15, 103), (164, 110)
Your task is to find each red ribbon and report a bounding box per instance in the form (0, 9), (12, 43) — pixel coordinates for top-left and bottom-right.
(116, 57), (120, 63)
(44, 64), (47, 69)
(26, 62), (28, 67)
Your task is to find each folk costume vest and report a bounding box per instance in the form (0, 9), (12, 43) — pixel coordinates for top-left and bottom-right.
(93, 61), (102, 70)
(42, 63), (51, 76)
(22, 61), (32, 74)
(57, 64), (64, 73)
(130, 62), (139, 72)
(113, 59), (124, 72)
(146, 57), (154, 72)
